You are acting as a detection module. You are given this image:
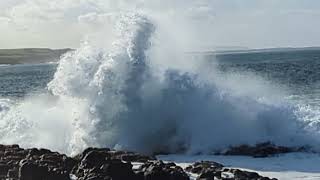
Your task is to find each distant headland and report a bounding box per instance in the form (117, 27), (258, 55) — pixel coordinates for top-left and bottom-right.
(0, 48), (73, 65)
(1, 47), (320, 65)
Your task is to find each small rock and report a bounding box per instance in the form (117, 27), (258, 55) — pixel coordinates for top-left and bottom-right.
(224, 142), (297, 157)
(137, 160), (189, 180)
(185, 161), (224, 174)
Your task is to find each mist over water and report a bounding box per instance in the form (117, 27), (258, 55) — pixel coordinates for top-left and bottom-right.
(1, 3), (320, 156)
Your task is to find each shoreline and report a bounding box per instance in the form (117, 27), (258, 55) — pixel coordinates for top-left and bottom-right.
(1, 47), (320, 65)
(0, 144), (281, 180)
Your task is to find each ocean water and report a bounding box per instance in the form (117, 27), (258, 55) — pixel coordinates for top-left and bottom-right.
(217, 50), (320, 107)
(0, 63), (56, 98)
(1, 50), (320, 103)
(0, 49), (319, 155)
(1, 51), (319, 111)
(0, 14), (320, 155)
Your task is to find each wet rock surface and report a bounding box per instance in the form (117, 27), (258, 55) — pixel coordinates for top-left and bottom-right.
(186, 161), (278, 180)
(223, 142), (304, 158)
(0, 144), (75, 180)
(0, 144), (278, 180)
(185, 161), (224, 174)
(136, 160), (189, 180)
(72, 148), (139, 180)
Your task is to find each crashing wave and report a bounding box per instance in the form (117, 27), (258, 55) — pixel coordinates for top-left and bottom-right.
(0, 13), (319, 155)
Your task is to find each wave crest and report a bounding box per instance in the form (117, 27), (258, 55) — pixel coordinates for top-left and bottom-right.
(0, 13), (319, 155)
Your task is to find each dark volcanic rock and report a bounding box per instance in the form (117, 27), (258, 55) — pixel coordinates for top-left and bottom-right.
(137, 160), (189, 180)
(72, 148), (140, 180)
(74, 147), (155, 162)
(73, 147), (111, 161)
(19, 160), (69, 180)
(0, 145), (158, 180)
(0, 144), (279, 180)
(186, 161), (277, 180)
(229, 168), (278, 180)
(115, 151), (156, 162)
(224, 142), (299, 158)
(0, 145), (74, 180)
(19, 161), (48, 180)
(185, 161), (224, 174)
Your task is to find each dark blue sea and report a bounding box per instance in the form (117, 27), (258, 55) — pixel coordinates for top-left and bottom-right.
(1, 49), (319, 106)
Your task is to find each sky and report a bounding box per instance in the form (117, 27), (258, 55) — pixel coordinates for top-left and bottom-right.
(0, 0), (320, 49)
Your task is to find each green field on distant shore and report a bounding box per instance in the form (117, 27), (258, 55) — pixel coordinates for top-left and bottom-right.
(0, 48), (71, 64)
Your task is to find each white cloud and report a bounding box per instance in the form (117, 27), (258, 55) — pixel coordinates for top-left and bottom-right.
(0, 0), (98, 48)
(0, 0), (320, 49)
(0, 17), (10, 23)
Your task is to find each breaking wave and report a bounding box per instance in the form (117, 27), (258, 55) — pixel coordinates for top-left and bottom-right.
(0, 13), (320, 156)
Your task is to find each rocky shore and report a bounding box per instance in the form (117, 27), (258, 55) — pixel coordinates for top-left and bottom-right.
(221, 142), (307, 158)
(0, 144), (284, 180)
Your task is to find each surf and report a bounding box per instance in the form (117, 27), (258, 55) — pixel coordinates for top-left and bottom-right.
(0, 12), (319, 156)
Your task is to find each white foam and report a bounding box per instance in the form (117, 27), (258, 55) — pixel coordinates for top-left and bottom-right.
(0, 12), (319, 156)
(159, 153), (320, 180)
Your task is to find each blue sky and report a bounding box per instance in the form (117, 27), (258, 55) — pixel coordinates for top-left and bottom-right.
(0, 0), (319, 49)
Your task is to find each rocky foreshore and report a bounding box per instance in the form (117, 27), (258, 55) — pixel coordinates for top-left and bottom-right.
(0, 144), (280, 180)
(221, 142), (307, 158)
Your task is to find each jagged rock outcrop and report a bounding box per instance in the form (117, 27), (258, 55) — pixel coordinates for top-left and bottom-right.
(223, 142), (304, 158)
(0, 144), (278, 180)
(185, 161), (278, 180)
(136, 160), (189, 180)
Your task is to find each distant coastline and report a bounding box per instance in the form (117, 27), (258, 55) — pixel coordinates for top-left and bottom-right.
(0, 48), (72, 64)
(1, 47), (320, 64)
(190, 46), (320, 55)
